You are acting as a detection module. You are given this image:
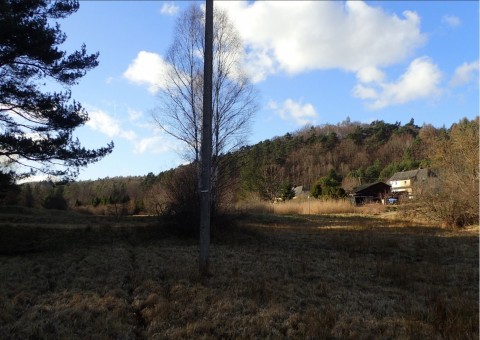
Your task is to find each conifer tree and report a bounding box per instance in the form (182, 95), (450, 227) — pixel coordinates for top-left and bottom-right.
(0, 0), (113, 180)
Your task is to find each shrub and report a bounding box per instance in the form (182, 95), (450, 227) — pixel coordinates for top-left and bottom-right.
(42, 187), (68, 210)
(161, 165), (200, 237)
(0, 171), (19, 205)
(413, 118), (479, 227)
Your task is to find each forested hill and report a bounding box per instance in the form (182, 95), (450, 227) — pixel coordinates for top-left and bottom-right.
(6, 117), (478, 216)
(234, 118), (425, 197)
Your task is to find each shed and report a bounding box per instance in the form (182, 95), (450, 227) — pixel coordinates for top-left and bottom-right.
(350, 181), (391, 205)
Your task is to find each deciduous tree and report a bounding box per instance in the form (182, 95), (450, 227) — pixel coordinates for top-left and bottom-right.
(415, 118), (479, 227)
(153, 3), (257, 196)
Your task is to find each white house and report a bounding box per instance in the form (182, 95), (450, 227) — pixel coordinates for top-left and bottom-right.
(388, 168), (434, 198)
(293, 185), (309, 199)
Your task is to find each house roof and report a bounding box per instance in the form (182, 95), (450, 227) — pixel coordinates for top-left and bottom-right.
(293, 186), (306, 196)
(389, 169), (429, 181)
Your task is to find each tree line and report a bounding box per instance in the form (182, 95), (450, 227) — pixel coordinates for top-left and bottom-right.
(2, 117), (477, 227)
(237, 118), (423, 200)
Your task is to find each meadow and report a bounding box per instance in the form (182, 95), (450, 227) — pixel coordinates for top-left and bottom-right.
(0, 206), (478, 339)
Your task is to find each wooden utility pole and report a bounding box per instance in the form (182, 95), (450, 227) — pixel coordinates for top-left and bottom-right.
(199, 0), (213, 276)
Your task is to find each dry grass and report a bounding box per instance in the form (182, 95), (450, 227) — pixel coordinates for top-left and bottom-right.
(0, 208), (478, 339)
(235, 198), (362, 215)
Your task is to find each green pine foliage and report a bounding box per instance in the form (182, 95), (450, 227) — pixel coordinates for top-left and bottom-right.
(0, 0), (113, 180)
(0, 171), (19, 204)
(42, 186), (68, 210)
(280, 183), (295, 201)
(310, 170), (345, 199)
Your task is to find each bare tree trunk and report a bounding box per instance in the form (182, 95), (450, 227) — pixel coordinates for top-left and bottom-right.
(199, 0), (213, 276)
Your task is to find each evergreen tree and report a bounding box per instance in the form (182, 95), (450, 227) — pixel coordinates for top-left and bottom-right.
(280, 183), (295, 201)
(364, 160), (381, 182)
(42, 185), (68, 210)
(0, 0), (113, 180)
(311, 170), (346, 199)
(0, 170), (18, 204)
(23, 183), (35, 207)
(310, 180), (322, 199)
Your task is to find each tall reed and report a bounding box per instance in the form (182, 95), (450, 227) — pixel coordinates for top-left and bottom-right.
(235, 198), (358, 215)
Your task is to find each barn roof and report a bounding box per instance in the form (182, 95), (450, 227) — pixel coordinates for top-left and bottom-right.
(353, 181), (390, 194)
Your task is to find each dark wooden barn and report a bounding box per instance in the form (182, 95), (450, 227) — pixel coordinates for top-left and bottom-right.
(350, 182), (391, 205)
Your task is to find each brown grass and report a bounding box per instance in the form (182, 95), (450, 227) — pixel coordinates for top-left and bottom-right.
(0, 208), (478, 339)
(235, 198), (361, 215)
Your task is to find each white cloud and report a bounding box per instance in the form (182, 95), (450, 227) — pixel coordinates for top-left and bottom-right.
(87, 109), (136, 141)
(217, 1), (426, 82)
(16, 173), (51, 184)
(353, 57), (442, 109)
(132, 123), (183, 155)
(133, 135), (173, 154)
(160, 2), (179, 16)
(270, 99), (319, 126)
(244, 47), (278, 83)
(450, 60), (479, 87)
(123, 51), (173, 93)
(126, 2), (434, 111)
(442, 15), (461, 28)
(128, 108), (143, 121)
(85, 107), (181, 156)
(352, 84), (378, 100)
(357, 66), (386, 84)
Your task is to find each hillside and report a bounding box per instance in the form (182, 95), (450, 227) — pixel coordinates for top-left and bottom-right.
(2, 117), (478, 225)
(235, 118), (423, 199)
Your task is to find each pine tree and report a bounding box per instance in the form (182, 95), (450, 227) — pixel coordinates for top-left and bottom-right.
(0, 0), (113, 180)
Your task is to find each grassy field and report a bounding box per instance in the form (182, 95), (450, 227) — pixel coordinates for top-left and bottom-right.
(0, 207), (478, 339)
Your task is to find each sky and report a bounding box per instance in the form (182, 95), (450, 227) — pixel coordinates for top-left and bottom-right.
(52, 1), (478, 181)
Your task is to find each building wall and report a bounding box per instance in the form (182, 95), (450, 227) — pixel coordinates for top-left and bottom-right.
(391, 179), (412, 193)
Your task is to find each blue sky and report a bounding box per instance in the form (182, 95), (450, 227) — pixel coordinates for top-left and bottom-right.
(55, 1), (478, 181)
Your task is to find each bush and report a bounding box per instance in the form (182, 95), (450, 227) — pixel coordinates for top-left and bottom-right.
(42, 188), (68, 210)
(413, 118), (479, 227)
(414, 177), (478, 227)
(0, 171), (20, 205)
(161, 165), (201, 238)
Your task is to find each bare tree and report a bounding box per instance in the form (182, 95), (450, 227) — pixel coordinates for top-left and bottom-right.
(414, 118), (479, 227)
(210, 9), (257, 161)
(155, 5), (204, 164)
(153, 3), (257, 191)
(259, 164), (283, 202)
